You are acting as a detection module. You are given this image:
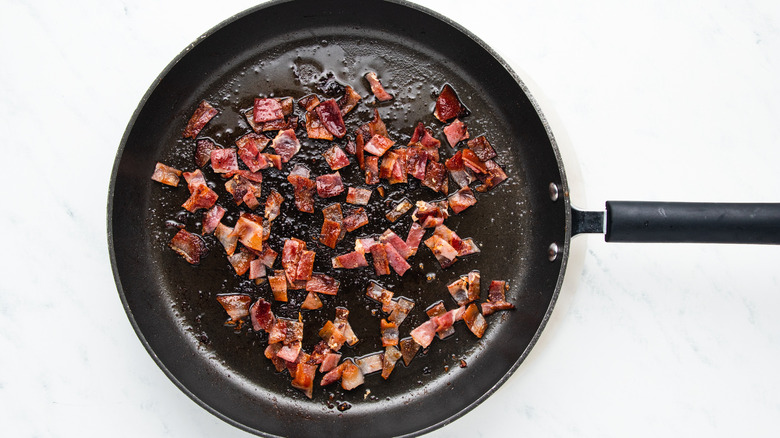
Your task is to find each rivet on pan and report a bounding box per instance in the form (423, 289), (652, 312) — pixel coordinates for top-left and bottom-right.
(548, 242), (559, 262)
(549, 182), (559, 202)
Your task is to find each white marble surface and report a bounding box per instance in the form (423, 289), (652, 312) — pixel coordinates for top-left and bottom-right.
(3, 0), (780, 436)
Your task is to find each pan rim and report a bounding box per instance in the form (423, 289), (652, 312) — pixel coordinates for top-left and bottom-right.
(106, 0), (573, 436)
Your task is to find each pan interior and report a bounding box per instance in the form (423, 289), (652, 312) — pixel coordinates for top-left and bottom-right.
(109, 1), (568, 436)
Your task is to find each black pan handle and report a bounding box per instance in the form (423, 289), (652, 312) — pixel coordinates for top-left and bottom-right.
(573, 201), (780, 244)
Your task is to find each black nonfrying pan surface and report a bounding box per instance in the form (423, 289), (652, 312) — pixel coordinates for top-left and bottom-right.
(108, 1), (569, 436)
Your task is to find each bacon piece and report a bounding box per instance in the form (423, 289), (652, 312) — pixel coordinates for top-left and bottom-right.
(356, 353), (384, 375)
(263, 153), (283, 170)
(447, 276), (470, 306)
(364, 108), (388, 138)
(264, 189), (284, 222)
(424, 234), (458, 269)
(259, 246), (278, 268)
(433, 224), (464, 254)
(448, 186), (477, 214)
(475, 160), (508, 192)
(216, 294), (251, 324)
(405, 145), (428, 180)
(169, 229), (207, 264)
(386, 150), (408, 184)
(253, 98), (284, 124)
(282, 238), (305, 279)
(384, 243), (410, 276)
(214, 223), (237, 256)
(318, 321), (346, 351)
(380, 319), (400, 347)
(183, 100), (218, 138)
(388, 297), (414, 325)
(249, 298), (275, 332)
(370, 243), (391, 276)
(268, 270), (288, 302)
(248, 258), (266, 280)
(481, 280), (515, 316)
(410, 319), (438, 349)
(295, 250), (315, 281)
(467, 135), (496, 161)
(194, 139), (216, 168)
(182, 170), (218, 212)
(260, 116), (299, 132)
(385, 198), (412, 222)
(364, 134), (395, 157)
(399, 337), (421, 366)
(323, 145), (350, 170)
(409, 122), (441, 149)
(151, 162), (181, 186)
(355, 237), (377, 254)
(287, 167), (316, 213)
(299, 94), (321, 112)
(365, 282), (395, 313)
(301, 291), (323, 310)
(346, 187), (372, 205)
(355, 131), (366, 170)
(343, 207), (368, 232)
(467, 271), (481, 302)
(271, 129), (301, 163)
(341, 360), (365, 390)
(227, 246), (255, 276)
(292, 360), (317, 399)
(306, 274), (340, 295)
(225, 172), (262, 207)
(201, 205), (225, 235)
(230, 213), (264, 251)
(463, 303), (487, 338)
(236, 133), (271, 172)
(332, 251), (368, 269)
(320, 361), (346, 386)
(305, 108), (334, 140)
(316, 172), (345, 198)
(378, 346), (402, 380)
(320, 219), (342, 249)
(434, 84), (467, 122)
(422, 160), (446, 193)
(334, 308), (359, 346)
(364, 72), (392, 101)
(426, 302), (454, 339)
(365, 156), (380, 185)
(412, 200), (449, 228)
(320, 352), (342, 373)
(338, 85), (362, 115)
(405, 223), (425, 256)
(444, 118), (469, 147)
(460, 148), (488, 174)
(316, 99), (347, 138)
(381, 229), (414, 260)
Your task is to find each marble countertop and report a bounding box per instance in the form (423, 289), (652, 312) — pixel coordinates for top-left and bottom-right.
(3, 0), (780, 436)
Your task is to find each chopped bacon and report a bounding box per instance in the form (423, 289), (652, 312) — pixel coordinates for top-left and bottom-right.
(227, 246), (255, 276)
(316, 172), (345, 198)
(201, 205), (225, 235)
(253, 98), (284, 124)
(399, 337), (421, 366)
(305, 108), (334, 140)
(482, 280), (515, 315)
(268, 270), (288, 302)
(214, 223), (238, 256)
(381, 229), (414, 260)
(249, 298), (275, 332)
(316, 99), (347, 138)
(301, 291), (323, 310)
(383, 242), (410, 276)
(422, 160), (446, 193)
(320, 352), (342, 373)
(445, 150), (476, 190)
(412, 200), (449, 228)
(291, 360), (317, 399)
(294, 250), (315, 281)
(259, 245), (277, 268)
(169, 229), (208, 264)
(183, 100), (218, 138)
(356, 353), (384, 375)
(355, 131), (366, 169)
(380, 319), (399, 347)
(194, 139), (216, 168)
(320, 219), (342, 249)
(388, 297), (414, 325)
(225, 174), (262, 207)
(332, 251), (368, 269)
(459, 238), (481, 256)
(386, 150), (408, 184)
(364, 71), (393, 101)
(363, 108), (389, 138)
(381, 346), (403, 379)
(338, 85), (362, 115)
(343, 207), (368, 232)
(410, 319), (438, 349)
(345, 187), (372, 206)
(365, 282), (395, 313)
(444, 118), (469, 147)
(355, 237), (377, 254)
(426, 302), (454, 339)
(370, 243), (391, 276)
(249, 258), (266, 280)
(334, 308), (359, 346)
(467, 271), (481, 302)
(448, 186), (477, 214)
(263, 153), (283, 170)
(405, 223), (425, 256)
(306, 274), (340, 295)
(405, 145), (429, 180)
(432, 224), (465, 255)
(236, 133), (271, 172)
(282, 238), (305, 280)
(460, 148), (488, 174)
(475, 160), (508, 192)
(299, 94), (321, 112)
(364, 134), (395, 157)
(259, 116), (299, 132)
(463, 303), (487, 338)
(424, 234), (458, 268)
(323, 145), (350, 170)
(287, 167), (316, 213)
(243, 191), (260, 210)
(434, 84), (467, 122)
(319, 321), (347, 352)
(320, 361), (346, 386)
(409, 122), (441, 150)
(365, 155), (380, 184)
(271, 129), (301, 163)
(216, 294), (251, 324)
(151, 162), (181, 187)
(182, 170), (218, 212)
(230, 213), (264, 251)
(340, 360), (365, 390)
(386, 198), (412, 222)
(467, 135), (497, 161)
(447, 276), (471, 306)
(264, 189), (284, 222)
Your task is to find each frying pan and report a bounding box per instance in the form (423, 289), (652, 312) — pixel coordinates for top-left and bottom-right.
(107, 1), (780, 437)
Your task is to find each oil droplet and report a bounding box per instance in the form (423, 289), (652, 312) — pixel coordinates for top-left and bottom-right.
(426, 272), (436, 282)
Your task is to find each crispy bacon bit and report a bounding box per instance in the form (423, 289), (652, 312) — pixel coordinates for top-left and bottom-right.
(399, 337), (421, 366)
(405, 223), (425, 256)
(444, 118), (469, 147)
(182, 170), (218, 212)
(254, 98), (284, 124)
(250, 298), (275, 332)
(459, 238), (481, 256)
(460, 148), (488, 174)
(475, 160), (508, 192)
(169, 229), (208, 264)
(316, 172), (345, 198)
(434, 84), (467, 122)
(334, 308), (359, 346)
(259, 245), (278, 268)
(319, 321), (347, 352)
(320, 219), (342, 249)
(183, 100), (218, 138)
(370, 243), (391, 276)
(364, 134), (396, 157)
(481, 280), (515, 315)
(295, 250), (316, 281)
(405, 145), (428, 180)
(249, 258), (266, 280)
(410, 320), (438, 349)
(323, 145), (350, 170)
(355, 237), (377, 254)
(316, 99), (347, 138)
(268, 270), (288, 302)
(214, 223), (237, 256)
(385, 198), (412, 222)
(299, 94), (321, 112)
(287, 166), (316, 213)
(345, 187), (372, 206)
(236, 133), (271, 172)
(194, 139), (216, 168)
(388, 297), (415, 325)
(305, 108), (334, 140)
(341, 360), (365, 390)
(306, 274), (340, 295)
(380, 319), (399, 346)
(292, 360), (317, 399)
(321, 361), (346, 386)
(365, 282), (395, 313)
(448, 186), (477, 214)
(426, 302), (454, 339)
(202, 205), (225, 235)
(467, 271), (481, 302)
(264, 189), (284, 222)
(424, 234), (458, 268)
(355, 131), (366, 169)
(433, 224), (465, 253)
(216, 294), (251, 324)
(263, 153), (283, 170)
(467, 135), (497, 161)
(343, 207), (368, 232)
(364, 71), (393, 102)
(320, 352), (342, 373)
(338, 85), (362, 115)
(332, 251), (368, 269)
(227, 246), (255, 276)
(230, 213), (264, 251)
(381, 229), (414, 260)
(301, 291), (323, 310)
(356, 353), (384, 375)
(422, 160), (447, 193)
(282, 238), (305, 280)
(365, 156), (380, 185)
(412, 200), (449, 228)
(364, 108), (389, 138)
(271, 129), (301, 163)
(381, 346), (403, 379)
(243, 191), (260, 210)
(151, 162), (181, 187)
(463, 303), (487, 338)
(447, 277), (471, 306)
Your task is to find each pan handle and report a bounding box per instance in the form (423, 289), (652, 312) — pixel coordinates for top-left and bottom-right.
(572, 201), (780, 244)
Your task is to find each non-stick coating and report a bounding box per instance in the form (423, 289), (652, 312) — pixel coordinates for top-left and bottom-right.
(108, 1), (570, 436)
